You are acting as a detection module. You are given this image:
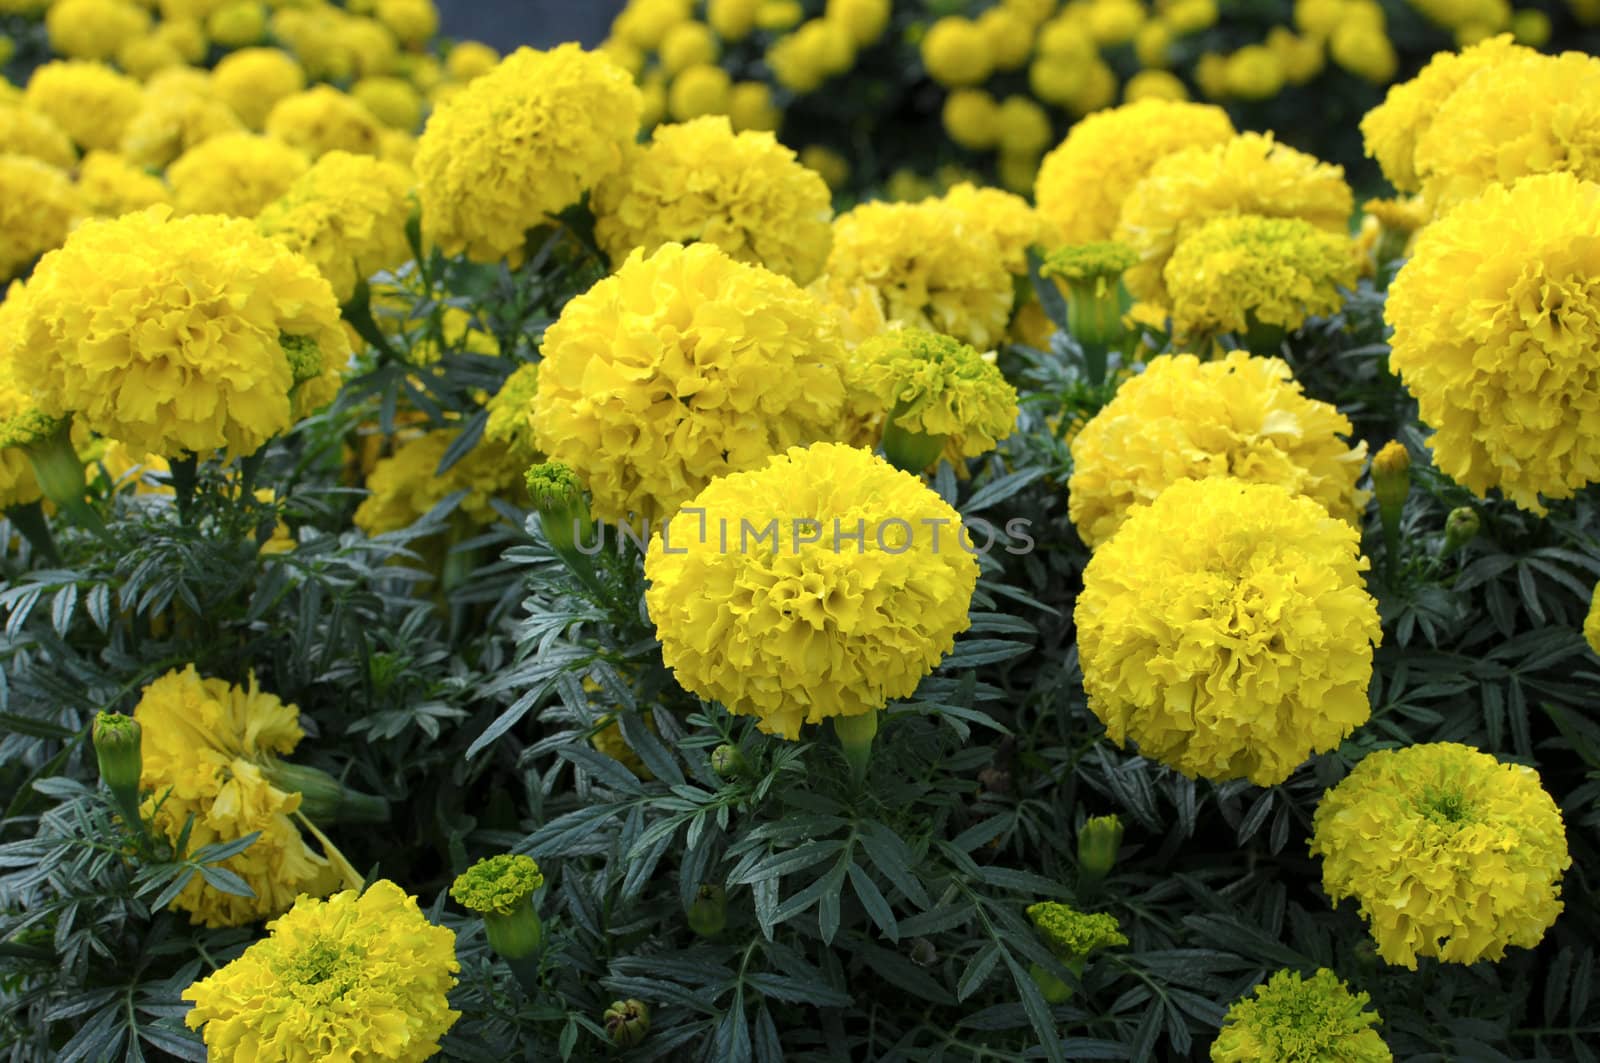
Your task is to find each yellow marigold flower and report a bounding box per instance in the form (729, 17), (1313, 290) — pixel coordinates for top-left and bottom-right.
(11, 207), (346, 458)
(1076, 476), (1381, 785)
(1329, 22), (1398, 83)
(801, 144), (850, 191)
(829, 0), (890, 45)
(1387, 173), (1600, 513)
(942, 182), (1051, 276)
(183, 880), (460, 1061)
(943, 89), (1001, 151)
(613, 0), (693, 49)
(24, 60), (142, 152)
(727, 81), (780, 133)
(1224, 44), (1285, 99)
(660, 20), (719, 75)
(0, 105), (76, 169)
(1125, 69), (1188, 102)
(168, 132), (309, 217)
(1415, 49), (1600, 212)
(375, 0), (437, 45)
(265, 85), (383, 160)
(1512, 7), (1551, 43)
(1164, 214), (1356, 340)
(134, 666), (346, 926)
(75, 150), (172, 216)
(1267, 27), (1325, 85)
(1310, 742), (1570, 968)
(922, 16), (992, 87)
(96, 439), (172, 495)
(1068, 352), (1368, 548)
(445, 40), (499, 83)
(0, 296), (45, 510)
(977, 7), (1033, 70)
(1115, 132), (1353, 307)
(1359, 34), (1528, 194)
(354, 428), (519, 534)
(207, 0), (266, 47)
(1025, 903), (1128, 958)
(415, 44), (640, 265)
(1212, 969), (1391, 1063)
(819, 199), (1015, 349)
(592, 116), (833, 285)
(1035, 99), (1236, 245)
(996, 95), (1052, 158)
(0, 156), (82, 282)
(213, 47), (306, 130)
(257, 151), (413, 306)
(757, 0), (804, 29)
(483, 362), (541, 463)
(644, 442), (979, 740)
(708, 0), (759, 39)
(767, 18), (855, 93)
(46, 0), (150, 61)
(534, 242), (847, 522)
(451, 853), (543, 916)
(668, 63), (731, 119)
(591, 712), (655, 780)
(119, 86), (243, 170)
(847, 328), (1019, 461)
(353, 76), (423, 131)
(1586, 581), (1600, 654)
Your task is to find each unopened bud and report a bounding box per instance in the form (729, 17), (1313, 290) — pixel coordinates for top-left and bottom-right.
(880, 410), (946, 475)
(604, 999), (650, 1048)
(1371, 441), (1411, 514)
(834, 710), (879, 785)
(1442, 506), (1480, 558)
(263, 761), (390, 823)
(525, 462), (593, 555)
(451, 853), (546, 963)
(687, 884), (726, 937)
(93, 712), (144, 830)
(1077, 814), (1123, 880)
(710, 744), (746, 778)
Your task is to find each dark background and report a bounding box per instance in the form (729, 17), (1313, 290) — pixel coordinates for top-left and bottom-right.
(438, 0), (625, 50)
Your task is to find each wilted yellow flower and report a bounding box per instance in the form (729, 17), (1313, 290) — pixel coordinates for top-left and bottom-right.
(592, 116), (833, 285)
(74, 150), (172, 216)
(845, 328), (1019, 462)
(183, 880), (460, 1061)
(0, 157), (81, 282)
(1212, 969), (1391, 1063)
(257, 151), (414, 305)
(1311, 742), (1570, 968)
(168, 132), (309, 217)
(415, 44), (641, 264)
(533, 242), (847, 522)
(1076, 476), (1380, 786)
(1069, 352), (1368, 548)
(46, 0), (150, 61)
(0, 104), (76, 169)
(1115, 132), (1353, 307)
(212, 47), (306, 130)
(353, 428), (520, 534)
(1034, 99), (1236, 245)
(645, 442), (979, 740)
(11, 207), (346, 458)
(265, 85), (383, 159)
(119, 85), (243, 170)
(24, 60), (143, 152)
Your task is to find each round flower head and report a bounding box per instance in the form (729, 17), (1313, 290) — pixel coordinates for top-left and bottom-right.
(1211, 968), (1391, 1063)
(0, 156), (82, 282)
(1164, 215), (1357, 340)
(24, 60), (142, 151)
(846, 329), (1020, 461)
(75, 150), (172, 216)
(1587, 581), (1600, 655)
(1412, 48), (1600, 212)
(257, 151), (414, 305)
(818, 199), (1015, 349)
(266, 85), (384, 159)
(1025, 903), (1128, 959)
(213, 47), (306, 130)
(134, 665), (346, 926)
(645, 442), (979, 740)
(119, 85), (243, 170)
(1076, 477), (1381, 785)
(482, 362), (542, 463)
(451, 853), (544, 916)
(1311, 742), (1570, 968)
(592, 116), (833, 285)
(415, 44), (642, 264)
(46, 0), (150, 61)
(1387, 173), (1600, 514)
(1360, 35), (1530, 195)
(182, 880), (461, 1061)
(941, 183), (1053, 276)
(354, 428), (520, 534)
(1034, 100), (1237, 245)
(1069, 352), (1368, 548)
(1115, 133), (1353, 308)
(0, 104), (76, 169)
(168, 132), (311, 217)
(10, 207), (346, 459)
(533, 242), (848, 523)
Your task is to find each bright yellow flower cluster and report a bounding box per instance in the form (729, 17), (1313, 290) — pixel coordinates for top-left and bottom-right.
(1025, 902), (1128, 958)
(533, 242), (847, 523)
(168, 132), (310, 217)
(45, 0), (151, 62)
(0, 155), (81, 282)
(213, 47), (307, 129)
(134, 665), (346, 927)
(1310, 742), (1570, 968)
(592, 115), (833, 284)
(266, 84), (385, 159)
(1163, 214), (1357, 340)
(1386, 173), (1600, 515)
(645, 442), (979, 740)
(846, 329), (1020, 461)
(817, 197), (1015, 349)
(119, 81), (243, 169)
(258, 151), (414, 305)
(1075, 476), (1381, 786)
(183, 880), (460, 1062)
(8, 207), (347, 459)
(940, 182), (1053, 275)
(23, 60), (143, 151)
(0, 98), (77, 168)
(1068, 352), (1368, 549)
(75, 150), (172, 216)
(353, 428), (521, 534)
(1211, 968), (1391, 1063)
(415, 44), (642, 264)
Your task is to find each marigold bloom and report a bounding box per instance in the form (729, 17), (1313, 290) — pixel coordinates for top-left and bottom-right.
(265, 85), (384, 159)
(11, 207), (346, 458)
(212, 47), (306, 129)
(1076, 477), (1380, 786)
(168, 132), (310, 217)
(594, 117), (833, 285)
(1034, 100), (1236, 245)
(482, 362), (541, 463)
(1025, 903), (1128, 958)
(0, 297), (45, 510)
(1386, 173), (1600, 514)
(845, 329), (1019, 462)
(533, 242), (847, 523)
(258, 151), (414, 305)
(941, 183), (1052, 276)
(1115, 132), (1353, 308)
(1311, 742), (1570, 968)
(354, 429), (520, 534)
(24, 60), (142, 152)
(645, 442), (978, 739)
(1164, 214), (1356, 339)
(1211, 969), (1391, 1062)
(183, 880), (460, 1061)
(1069, 352), (1368, 548)
(45, 0), (149, 62)
(0, 156), (81, 282)
(0, 103), (76, 169)
(75, 150), (172, 216)
(415, 44), (641, 264)
(119, 86), (244, 170)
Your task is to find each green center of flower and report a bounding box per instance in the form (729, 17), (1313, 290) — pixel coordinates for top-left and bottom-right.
(1418, 787), (1473, 825)
(280, 936), (363, 997)
(280, 334), (324, 387)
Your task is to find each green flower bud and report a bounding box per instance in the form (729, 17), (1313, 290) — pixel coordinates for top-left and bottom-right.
(93, 712), (144, 831)
(710, 744), (746, 778)
(1077, 813), (1123, 880)
(1, 415), (104, 536)
(1041, 242), (1136, 376)
(524, 461), (603, 593)
(1371, 441), (1411, 515)
(604, 999), (651, 1048)
(1028, 960), (1074, 1004)
(451, 853), (546, 963)
(879, 408), (947, 475)
(1442, 506), (1480, 558)
(687, 884), (726, 937)
(262, 760), (391, 823)
(833, 709), (879, 785)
